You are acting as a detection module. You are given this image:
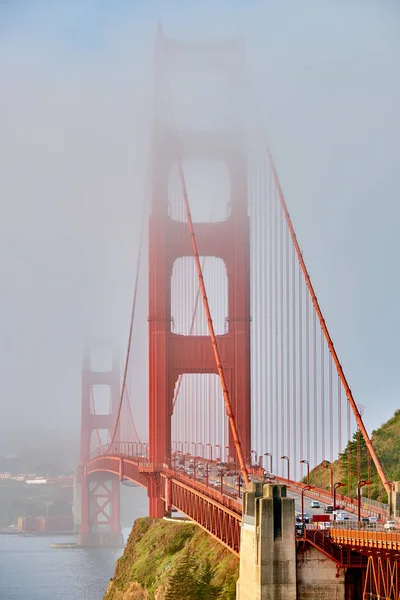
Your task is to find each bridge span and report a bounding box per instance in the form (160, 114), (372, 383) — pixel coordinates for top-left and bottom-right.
(74, 26), (399, 600)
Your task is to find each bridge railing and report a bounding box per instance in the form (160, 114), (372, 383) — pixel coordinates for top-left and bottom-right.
(330, 521), (395, 532)
(90, 442), (148, 460)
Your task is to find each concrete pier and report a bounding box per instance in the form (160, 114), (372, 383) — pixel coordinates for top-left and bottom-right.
(236, 482), (297, 600)
(389, 481), (400, 518)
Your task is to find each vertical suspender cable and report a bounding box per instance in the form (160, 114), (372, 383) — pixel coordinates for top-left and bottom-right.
(178, 157), (250, 487)
(263, 136), (389, 494)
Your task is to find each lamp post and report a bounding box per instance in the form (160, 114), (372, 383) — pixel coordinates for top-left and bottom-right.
(357, 480), (372, 522)
(300, 459), (310, 486)
(215, 444), (221, 461)
(264, 452), (273, 473)
(385, 481), (395, 517)
(183, 452), (190, 472)
(197, 442), (204, 458)
(250, 450), (257, 466)
(281, 455), (290, 481)
(322, 461), (334, 492)
(333, 482), (346, 519)
(225, 445), (230, 462)
(206, 443), (213, 462)
(301, 485), (314, 529)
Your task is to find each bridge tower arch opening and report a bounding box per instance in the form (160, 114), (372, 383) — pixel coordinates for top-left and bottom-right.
(148, 26), (251, 517)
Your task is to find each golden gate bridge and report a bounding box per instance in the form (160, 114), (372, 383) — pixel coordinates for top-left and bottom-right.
(74, 25), (399, 600)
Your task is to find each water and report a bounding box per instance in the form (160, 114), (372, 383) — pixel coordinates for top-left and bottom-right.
(0, 535), (123, 600)
(0, 486), (148, 600)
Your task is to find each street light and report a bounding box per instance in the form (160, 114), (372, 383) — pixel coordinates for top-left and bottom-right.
(300, 459), (310, 486)
(322, 461), (334, 492)
(333, 482), (346, 519)
(250, 450), (257, 466)
(206, 443), (213, 462)
(301, 485), (314, 529)
(281, 455), (290, 481)
(197, 442), (204, 458)
(357, 480), (372, 522)
(386, 481), (395, 517)
(215, 444), (221, 461)
(264, 452), (273, 473)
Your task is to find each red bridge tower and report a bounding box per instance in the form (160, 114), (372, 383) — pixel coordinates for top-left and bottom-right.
(77, 348), (123, 546)
(148, 26), (251, 517)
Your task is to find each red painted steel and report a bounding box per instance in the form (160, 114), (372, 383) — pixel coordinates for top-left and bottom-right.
(363, 555), (400, 600)
(79, 351), (121, 534)
(148, 27), (251, 516)
(302, 529), (367, 568)
(177, 157), (250, 488)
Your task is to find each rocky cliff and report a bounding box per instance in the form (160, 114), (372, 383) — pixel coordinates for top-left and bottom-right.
(104, 517), (239, 600)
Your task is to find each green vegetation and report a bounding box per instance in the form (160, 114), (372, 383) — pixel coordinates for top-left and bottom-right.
(104, 518), (239, 600)
(306, 409), (400, 503)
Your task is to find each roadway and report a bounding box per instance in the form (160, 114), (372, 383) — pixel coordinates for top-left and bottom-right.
(175, 459), (366, 523)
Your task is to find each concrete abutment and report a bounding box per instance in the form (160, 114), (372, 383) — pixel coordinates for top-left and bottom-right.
(237, 483), (297, 600)
(237, 483), (355, 600)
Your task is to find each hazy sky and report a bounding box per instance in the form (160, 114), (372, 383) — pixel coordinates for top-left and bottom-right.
(0, 1), (399, 446)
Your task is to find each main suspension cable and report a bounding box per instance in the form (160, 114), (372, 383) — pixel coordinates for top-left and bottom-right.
(177, 157), (250, 488)
(263, 134), (389, 494)
(106, 198), (147, 452)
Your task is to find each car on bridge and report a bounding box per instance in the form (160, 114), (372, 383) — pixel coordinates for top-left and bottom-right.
(296, 513), (311, 523)
(384, 520), (397, 531)
(309, 500), (320, 508)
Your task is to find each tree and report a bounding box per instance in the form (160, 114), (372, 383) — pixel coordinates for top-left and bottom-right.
(164, 549), (197, 600)
(219, 574), (237, 600)
(195, 559), (221, 599)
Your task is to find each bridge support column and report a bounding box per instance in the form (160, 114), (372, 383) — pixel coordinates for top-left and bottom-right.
(148, 474), (164, 518)
(72, 470), (81, 532)
(237, 483), (297, 600)
(77, 474), (124, 547)
(389, 481), (400, 518)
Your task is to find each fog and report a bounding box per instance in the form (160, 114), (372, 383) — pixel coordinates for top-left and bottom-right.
(0, 0), (399, 456)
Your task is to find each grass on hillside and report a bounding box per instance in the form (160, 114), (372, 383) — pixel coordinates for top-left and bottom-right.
(104, 517), (239, 600)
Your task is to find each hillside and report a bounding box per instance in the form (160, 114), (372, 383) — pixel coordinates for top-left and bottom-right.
(308, 409), (400, 503)
(104, 517), (239, 600)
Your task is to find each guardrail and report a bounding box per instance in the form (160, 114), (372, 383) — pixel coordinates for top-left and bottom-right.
(330, 520), (396, 532)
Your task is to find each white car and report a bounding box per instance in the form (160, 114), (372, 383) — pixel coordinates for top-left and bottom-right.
(336, 514), (345, 522)
(369, 516), (378, 523)
(336, 511), (350, 520)
(384, 520), (397, 531)
(310, 500), (320, 509)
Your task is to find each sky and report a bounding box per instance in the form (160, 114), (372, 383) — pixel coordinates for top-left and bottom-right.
(0, 0), (399, 451)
